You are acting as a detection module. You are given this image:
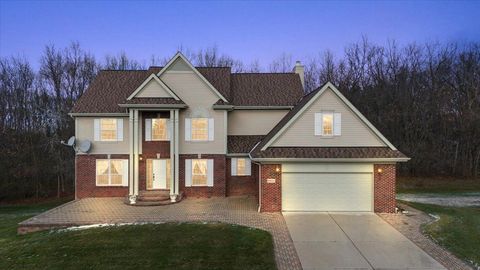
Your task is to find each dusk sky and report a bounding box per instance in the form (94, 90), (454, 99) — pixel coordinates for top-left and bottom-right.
(1, 1), (479, 69)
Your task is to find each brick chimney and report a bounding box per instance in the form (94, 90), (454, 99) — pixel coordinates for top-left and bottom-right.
(293, 61), (305, 89)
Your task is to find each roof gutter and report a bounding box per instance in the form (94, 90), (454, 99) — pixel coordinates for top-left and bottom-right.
(250, 157), (411, 163)
(118, 104), (188, 109)
(68, 112), (129, 117)
(212, 105), (293, 111)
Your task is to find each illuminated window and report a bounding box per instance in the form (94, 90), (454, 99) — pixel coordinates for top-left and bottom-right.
(96, 159), (126, 186)
(151, 119), (168, 140)
(192, 159), (207, 186)
(191, 118), (208, 141)
(322, 113), (333, 136)
(100, 119), (117, 141)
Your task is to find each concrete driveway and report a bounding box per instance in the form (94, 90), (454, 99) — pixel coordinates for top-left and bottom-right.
(284, 212), (446, 270)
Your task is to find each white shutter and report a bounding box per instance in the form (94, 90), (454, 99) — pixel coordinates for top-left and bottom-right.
(94, 119), (101, 141)
(334, 113), (342, 136)
(207, 159), (214, 187)
(208, 118), (214, 141)
(185, 159), (192, 187)
(145, 119), (152, 141)
(185, 118), (191, 141)
(231, 158), (237, 176)
(245, 158), (252, 176)
(314, 113), (322, 136)
(166, 119), (171, 140)
(117, 119), (123, 141)
(122, 160), (129, 186)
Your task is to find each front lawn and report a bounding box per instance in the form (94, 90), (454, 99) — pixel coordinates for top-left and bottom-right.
(402, 201), (480, 267)
(0, 202), (276, 270)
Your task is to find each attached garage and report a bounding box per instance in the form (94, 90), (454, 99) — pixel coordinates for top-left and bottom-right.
(282, 163), (373, 212)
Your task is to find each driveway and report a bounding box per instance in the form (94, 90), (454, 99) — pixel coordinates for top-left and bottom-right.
(284, 212), (446, 270)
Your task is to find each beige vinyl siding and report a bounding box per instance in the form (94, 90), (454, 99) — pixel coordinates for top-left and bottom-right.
(135, 79), (173, 98)
(228, 110), (288, 135)
(272, 87), (387, 147)
(75, 117), (129, 154)
(161, 70), (226, 154)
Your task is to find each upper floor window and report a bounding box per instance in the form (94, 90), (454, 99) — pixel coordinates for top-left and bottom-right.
(145, 118), (169, 141)
(314, 112), (341, 136)
(185, 118), (214, 141)
(231, 158), (251, 176)
(94, 118), (123, 141)
(322, 113), (334, 136)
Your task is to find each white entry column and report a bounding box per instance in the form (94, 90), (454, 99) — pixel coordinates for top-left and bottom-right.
(128, 109), (135, 203)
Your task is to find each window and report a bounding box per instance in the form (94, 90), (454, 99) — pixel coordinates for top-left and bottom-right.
(314, 112), (341, 136)
(192, 159), (208, 186)
(152, 119), (168, 140)
(191, 118), (208, 141)
(231, 158), (251, 176)
(96, 159), (127, 186)
(100, 119), (117, 141)
(94, 118), (123, 142)
(322, 113), (333, 136)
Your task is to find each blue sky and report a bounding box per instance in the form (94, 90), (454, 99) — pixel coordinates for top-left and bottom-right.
(1, 1), (479, 69)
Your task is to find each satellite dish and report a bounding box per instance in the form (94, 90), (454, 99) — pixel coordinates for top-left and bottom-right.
(61, 136), (76, 147)
(67, 136), (76, 146)
(78, 140), (92, 153)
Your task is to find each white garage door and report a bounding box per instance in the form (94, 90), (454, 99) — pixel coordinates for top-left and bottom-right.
(282, 163), (373, 212)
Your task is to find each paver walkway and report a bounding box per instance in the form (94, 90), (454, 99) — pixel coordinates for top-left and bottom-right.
(19, 196), (302, 270)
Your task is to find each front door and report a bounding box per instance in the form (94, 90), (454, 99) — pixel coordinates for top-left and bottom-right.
(147, 159), (170, 190)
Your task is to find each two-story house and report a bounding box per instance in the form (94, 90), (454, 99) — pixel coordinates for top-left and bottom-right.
(70, 52), (409, 212)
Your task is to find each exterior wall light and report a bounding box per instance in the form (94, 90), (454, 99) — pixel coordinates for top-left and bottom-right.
(139, 156), (143, 161)
(275, 166), (281, 173)
(377, 168), (383, 173)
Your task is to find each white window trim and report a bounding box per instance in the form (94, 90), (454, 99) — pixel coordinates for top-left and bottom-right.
(191, 159), (208, 186)
(315, 112), (341, 137)
(95, 118), (123, 142)
(151, 118), (169, 141)
(231, 158), (251, 176)
(322, 112), (334, 137)
(189, 118), (213, 142)
(95, 159), (128, 187)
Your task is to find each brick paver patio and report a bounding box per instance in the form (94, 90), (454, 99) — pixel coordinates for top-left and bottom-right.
(19, 196), (302, 270)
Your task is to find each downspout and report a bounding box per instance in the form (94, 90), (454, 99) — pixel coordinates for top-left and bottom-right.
(249, 142), (262, 212)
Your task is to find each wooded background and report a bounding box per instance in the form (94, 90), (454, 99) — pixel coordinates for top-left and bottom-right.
(1, 40), (479, 201)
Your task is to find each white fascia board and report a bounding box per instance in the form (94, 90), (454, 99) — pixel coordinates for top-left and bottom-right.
(226, 153), (250, 157)
(127, 74), (180, 100)
(261, 82), (397, 151)
(156, 52), (228, 102)
(251, 157), (410, 163)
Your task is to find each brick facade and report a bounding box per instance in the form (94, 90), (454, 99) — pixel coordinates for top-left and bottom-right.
(75, 154), (129, 199)
(260, 164), (282, 212)
(179, 154), (226, 198)
(374, 164), (397, 213)
(226, 158), (259, 197)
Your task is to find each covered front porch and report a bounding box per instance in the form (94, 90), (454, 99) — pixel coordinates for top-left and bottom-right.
(125, 107), (183, 205)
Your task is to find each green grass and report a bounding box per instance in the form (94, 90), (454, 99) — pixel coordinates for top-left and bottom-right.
(397, 177), (480, 194)
(402, 201), (480, 266)
(0, 202), (276, 270)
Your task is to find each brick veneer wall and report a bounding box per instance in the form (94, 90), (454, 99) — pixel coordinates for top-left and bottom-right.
(76, 154), (129, 198)
(374, 164), (397, 213)
(179, 154), (226, 198)
(226, 158), (259, 197)
(260, 164), (282, 212)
